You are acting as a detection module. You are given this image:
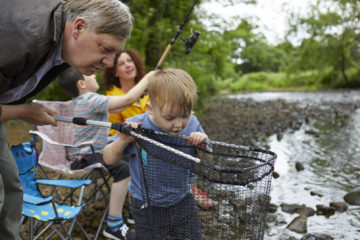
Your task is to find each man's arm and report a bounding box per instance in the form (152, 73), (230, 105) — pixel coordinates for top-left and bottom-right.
(108, 70), (156, 113)
(0, 102), (57, 126)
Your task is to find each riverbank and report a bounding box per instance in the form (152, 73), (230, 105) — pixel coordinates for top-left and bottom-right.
(197, 92), (360, 240)
(198, 95), (360, 146)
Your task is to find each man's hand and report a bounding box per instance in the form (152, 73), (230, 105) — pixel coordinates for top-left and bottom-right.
(1, 102), (58, 126)
(19, 102), (58, 126)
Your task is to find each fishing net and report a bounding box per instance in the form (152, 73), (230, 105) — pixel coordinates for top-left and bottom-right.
(127, 127), (277, 240)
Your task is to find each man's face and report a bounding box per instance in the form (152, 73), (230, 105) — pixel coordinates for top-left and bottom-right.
(64, 19), (126, 76)
(148, 102), (191, 135)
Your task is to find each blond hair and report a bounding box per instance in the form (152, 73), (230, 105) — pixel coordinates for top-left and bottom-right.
(62, 0), (133, 39)
(148, 69), (197, 116)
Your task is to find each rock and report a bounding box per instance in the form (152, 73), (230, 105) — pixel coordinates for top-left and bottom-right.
(280, 203), (314, 216)
(299, 206), (315, 217)
(329, 202), (348, 212)
(272, 171), (280, 179)
(268, 203), (278, 213)
(274, 215), (287, 226)
(295, 161), (304, 171)
(281, 203), (304, 214)
(310, 191), (323, 197)
(276, 132), (283, 141)
(316, 205), (335, 217)
(344, 191), (360, 205)
(301, 233), (334, 240)
(305, 129), (320, 138)
(266, 214), (277, 223)
(286, 215), (307, 234)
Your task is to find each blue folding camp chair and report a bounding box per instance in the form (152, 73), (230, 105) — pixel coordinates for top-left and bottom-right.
(30, 100), (112, 239)
(11, 134), (92, 240)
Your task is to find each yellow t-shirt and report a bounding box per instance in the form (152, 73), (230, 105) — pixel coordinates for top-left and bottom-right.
(106, 86), (149, 136)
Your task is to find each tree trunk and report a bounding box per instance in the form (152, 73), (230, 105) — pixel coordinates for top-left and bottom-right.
(340, 46), (349, 84)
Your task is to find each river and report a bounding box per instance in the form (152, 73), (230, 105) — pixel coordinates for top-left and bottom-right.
(231, 91), (360, 239)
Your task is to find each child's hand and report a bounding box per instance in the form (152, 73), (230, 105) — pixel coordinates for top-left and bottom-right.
(118, 121), (141, 143)
(188, 132), (208, 147)
(142, 70), (158, 85)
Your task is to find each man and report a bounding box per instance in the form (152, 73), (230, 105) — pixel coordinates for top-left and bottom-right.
(0, 0), (133, 238)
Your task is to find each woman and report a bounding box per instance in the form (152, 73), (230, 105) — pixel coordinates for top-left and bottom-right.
(103, 49), (149, 136)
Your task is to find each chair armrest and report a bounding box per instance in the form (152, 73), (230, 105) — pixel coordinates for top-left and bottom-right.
(35, 179), (92, 188)
(23, 193), (53, 205)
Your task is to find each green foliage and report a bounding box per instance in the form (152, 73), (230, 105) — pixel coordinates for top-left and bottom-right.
(29, 81), (71, 102)
(287, 71), (320, 87)
(286, 0), (360, 87)
(231, 72), (276, 91)
(27, 0), (360, 107)
(29, 72), (105, 102)
(239, 41), (287, 73)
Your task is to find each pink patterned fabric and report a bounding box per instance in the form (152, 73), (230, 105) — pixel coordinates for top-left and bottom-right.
(32, 100), (104, 175)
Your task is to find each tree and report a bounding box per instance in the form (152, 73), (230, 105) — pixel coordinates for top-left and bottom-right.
(287, 0), (360, 86)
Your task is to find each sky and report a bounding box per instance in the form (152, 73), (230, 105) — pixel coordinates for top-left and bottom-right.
(200, 0), (315, 45)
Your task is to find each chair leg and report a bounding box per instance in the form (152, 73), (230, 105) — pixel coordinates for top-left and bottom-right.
(59, 222), (73, 240)
(33, 222), (54, 240)
(94, 204), (109, 240)
(49, 224), (68, 240)
(75, 219), (92, 240)
(30, 218), (34, 240)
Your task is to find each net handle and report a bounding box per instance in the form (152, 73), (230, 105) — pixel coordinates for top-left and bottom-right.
(54, 115), (201, 163)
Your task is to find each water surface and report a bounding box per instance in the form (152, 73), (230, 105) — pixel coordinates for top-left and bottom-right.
(232, 91), (360, 239)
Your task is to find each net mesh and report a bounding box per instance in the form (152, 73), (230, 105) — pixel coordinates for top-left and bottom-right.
(131, 128), (276, 240)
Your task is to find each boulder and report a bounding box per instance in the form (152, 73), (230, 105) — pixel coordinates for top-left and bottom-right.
(287, 215), (307, 234)
(301, 233), (334, 240)
(329, 202), (348, 212)
(344, 191), (360, 205)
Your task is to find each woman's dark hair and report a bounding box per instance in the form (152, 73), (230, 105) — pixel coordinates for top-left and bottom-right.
(103, 49), (145, 90)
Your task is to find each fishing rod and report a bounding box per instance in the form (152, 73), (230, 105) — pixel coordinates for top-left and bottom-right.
(155, 0), (200, 69)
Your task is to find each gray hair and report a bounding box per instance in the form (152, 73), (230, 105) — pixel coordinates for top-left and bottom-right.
(62, 0), (133, 39)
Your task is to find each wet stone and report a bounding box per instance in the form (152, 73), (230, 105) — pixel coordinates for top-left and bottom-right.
(299, 206), (315, 217)
(295, 161), (305, 171)
(272, 171), (280, 179)
(310, 191), (323, 197)
(280, 203), (305, 214)
(300, 233), (334, 240)
(329, 201), (348, 212)
(286, 215), (307, 234)
(268, 203), (278, 213)
(316, 205), (335, 218)
(344, 191), (360, 205)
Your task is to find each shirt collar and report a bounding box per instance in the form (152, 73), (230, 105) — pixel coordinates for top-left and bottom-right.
(54, 34), (64, 65)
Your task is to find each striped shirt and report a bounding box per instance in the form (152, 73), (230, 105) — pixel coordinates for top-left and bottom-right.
(68, 92), (111, 159)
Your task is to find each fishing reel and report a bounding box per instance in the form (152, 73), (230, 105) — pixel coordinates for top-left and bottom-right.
(181, 30), (200, 54)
